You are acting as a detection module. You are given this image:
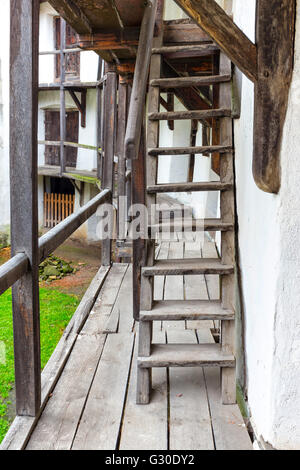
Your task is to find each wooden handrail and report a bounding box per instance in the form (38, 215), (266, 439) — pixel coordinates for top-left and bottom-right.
(0, 188), (111, 296)
(124, 0), (158, 161)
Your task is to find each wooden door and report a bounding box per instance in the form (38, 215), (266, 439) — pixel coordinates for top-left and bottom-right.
(44, 110), (79, 168)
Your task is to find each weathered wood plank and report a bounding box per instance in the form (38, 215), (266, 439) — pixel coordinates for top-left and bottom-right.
(10, 0), (41, 416)
(147, 181), (233, 193)
(143, 258), (234, 276)
(149, 108), (232, 121)
(199, 329), (252, 450)
(104, 264), (134, 334)
(72, 333), (135, 450)
(26, 333), (107, 450)
(152, 44), (218, 55)
(81, 264), (128, 335)
(164, 241), (185, 330)
(173, 0), (257, 82)
(48, 0), (92, 34)
(154, 241), (169, 301)
(163, 19), (211, 44)
(141, 300), (234, 322)
(138, 343), (235, 368)
(151, 74), (231, 89)
(253, 0), (296, 193)
(202, 242), (220, 301)
(0, 265), (110, 450)
(0, 253), (28, 296)
(149, 145), (232, 156)
(120, 326), (167, 449)
(102, 70), (117, 266)
(167, 328), (214, 450)
(218, 52), (236, 404)
(183, 240), (209, 330)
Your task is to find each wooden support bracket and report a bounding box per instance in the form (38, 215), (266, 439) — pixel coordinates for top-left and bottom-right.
(68, 88), (87, 127)
(253, 0), (296, 193)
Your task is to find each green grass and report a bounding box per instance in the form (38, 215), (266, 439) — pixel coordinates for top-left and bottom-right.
(0, 288), (80, 443)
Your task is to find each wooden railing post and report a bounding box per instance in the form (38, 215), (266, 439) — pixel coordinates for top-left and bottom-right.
(102, 65), (117, 266)
(117, 76), (129, 241)
(10, 0), (41, 416)
(60, 18), (66, 175)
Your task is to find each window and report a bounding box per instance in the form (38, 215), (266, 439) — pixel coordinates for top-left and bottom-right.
(54, 17), (80, 81)
(44, 110), (79, 168)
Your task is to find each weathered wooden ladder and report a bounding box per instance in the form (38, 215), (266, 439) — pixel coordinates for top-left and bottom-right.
(136, 17), (236, 405)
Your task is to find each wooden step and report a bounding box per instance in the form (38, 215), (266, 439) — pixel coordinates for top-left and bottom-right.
(149, 108), (232, 121)
(149, 145), (232, 156)
(138, 344), (235, 368)
(147, 181), (233, 193)
(152, 44), (219, 56)
(149, 218), (234, 234)
(140, 300), (234, 322)
(150, 74), (231, 89)
(142, 258), (234, 276)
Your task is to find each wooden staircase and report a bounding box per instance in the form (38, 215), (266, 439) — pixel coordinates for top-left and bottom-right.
(136, 24), (236, 405)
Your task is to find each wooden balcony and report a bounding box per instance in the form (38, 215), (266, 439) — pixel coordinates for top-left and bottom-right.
(1, 239), (252, 450)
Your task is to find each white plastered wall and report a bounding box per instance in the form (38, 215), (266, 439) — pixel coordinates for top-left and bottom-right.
(0, 0), (10, 229)
(232, 0), (300, 450)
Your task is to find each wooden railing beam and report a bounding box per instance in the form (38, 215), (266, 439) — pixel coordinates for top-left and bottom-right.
(0, 189), (111, 297)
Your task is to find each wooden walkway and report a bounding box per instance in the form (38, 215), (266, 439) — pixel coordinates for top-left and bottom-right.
(3, 240), (252, 450)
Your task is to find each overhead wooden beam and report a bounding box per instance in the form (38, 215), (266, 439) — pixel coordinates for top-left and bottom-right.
(173, 0), (257, 82)
(253, 0), (296, 193)
(48, 0), (92, 34)
(77, 21), (211, 53)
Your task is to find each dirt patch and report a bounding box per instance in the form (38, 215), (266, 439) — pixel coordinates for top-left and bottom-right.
(0, 239), (102, 299)
(43, 238), (102, 298)
(0, 247), (10, 265)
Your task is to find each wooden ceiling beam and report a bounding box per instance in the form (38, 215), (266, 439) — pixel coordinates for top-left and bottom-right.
(48, 0), (92, 34)
(173, 0), (257, 82)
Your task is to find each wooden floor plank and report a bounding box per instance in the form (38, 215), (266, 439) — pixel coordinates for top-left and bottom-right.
(1, 265), (111, 451)
(154, 241), (169, 301)
(119, 328), (168, 450)
(167, 329), (214, 450)
(105, 265), (134, 334)
(81, 264), (128, 335)
(164, 241), (185, 330)
(198, 328), (252, 450)
(184, 241), (210, 330)
(72, 333), (135, 450)
(202, 242), (220, 301)
(26, 333), (107, 450)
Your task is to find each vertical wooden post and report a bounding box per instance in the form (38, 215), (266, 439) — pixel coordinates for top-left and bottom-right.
(10, 0), (41, 416)
(146, 0), (164, 267)
(96, 57), (103, 180)
(101, 66), (117, 266)
(60, 18), (66, 175)
(219, 52), (236, 404)
(117, 76), (129, 240)
(132, 123), (147, 320)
